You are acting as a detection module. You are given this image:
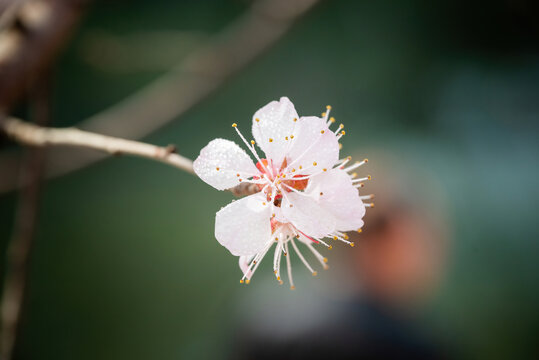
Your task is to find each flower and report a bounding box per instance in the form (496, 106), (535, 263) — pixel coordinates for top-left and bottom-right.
(193, 97), (371, 288)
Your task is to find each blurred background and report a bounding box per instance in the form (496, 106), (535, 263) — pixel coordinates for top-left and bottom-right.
(1, 0), (538, 359)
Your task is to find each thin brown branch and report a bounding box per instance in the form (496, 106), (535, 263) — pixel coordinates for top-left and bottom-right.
(0, 0), (319, 194)
(0, 74), (50, 360)
(0, 117), (260, 196)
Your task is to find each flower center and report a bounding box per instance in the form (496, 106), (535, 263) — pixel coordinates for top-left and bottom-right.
(254, 158), (309, 206)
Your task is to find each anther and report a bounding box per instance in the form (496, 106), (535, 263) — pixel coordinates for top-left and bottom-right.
(238, 179), (242, 182)
(367, 175), (372, 180)
(240, 279), (244, 284)
(292, 168), (296, 172)
(293, 118), (297, 122)
(351, 172), (357, 178)
(232, 123), (237, 127)
(339, 124), (344, 129)
(312, 271), (318, 276)
(339, 143), (343, 149)
(330, 117), (336, 123)
(350, 242), (355, 247)
(290, 286), (296, 290)
(236, 173), (240, 177)
(321, 130), (325, 134)
(275, 237), (278, 241)
(313, 162), (317, 166)
(263, 202), (266, 205)
(333, 236), (338, 240)
(326, 105), (332, 110)
(323, 168), (327, 171)
(269, 138), (273, 142)
(341, 130), (346, 136)
(285, 136), (289, 140)
(319, 192), (323, 196)
(256, 118), (260, 122)
(321, 112), (326, 117)
(344, 234), (349, 240)
(216, 167), (220, 171)
(364, 158), (369, 163)
(323, 257), (328, 263)
(328, 245), (333, 250)
(357, 228), (362, 233)
(251, 140), (255, 145)
(245, 279), (250, 284)
(299, 165), (303, 169)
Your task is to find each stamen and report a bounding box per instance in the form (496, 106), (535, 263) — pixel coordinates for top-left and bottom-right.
(343, 159), (367, 173)
(354, 183), (365, 188)
(305, 243), (329, 270)
(364, 202), (375, 208)
(290, 238), (316, 275)
(352, 176), (371, 183)
(285, 242), (294, 290)
(360, 194), (375, 200)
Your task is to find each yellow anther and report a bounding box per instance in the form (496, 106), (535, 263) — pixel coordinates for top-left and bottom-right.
(350, 242), (355, 247)
(352, 172), (357, 178)
(326, 105), (332, 110)
(312, 271), (318, 276)
(323, 257), (328, 263)
(357, 228), (363, 233)
(321, 130), (325, 134)
(341, 130), (346, 135)
(289, 204), (293, 208)
(256, 118), (260, 122)
(339, 124), (344, 129)
(236, 173), (240, 177)
(347, 156), (352, 160)
(344, 234), (349, 240)
(292, 168), (296, 172)
(333, 236), (338, 240)
(290, 135), (294, 139)
(238, 179), (242, 182)
(367, 175), (372, 180)
(284, 252), (287, 256)
(339, 143), (343, 149)
(299, 165), (303, 169)
(232, 123), (237, 127)
(293, 118), (298, 122)
(216, 167), (220, 171)
(263, 202), (266, 205)
(251, 140), (255, 145)
(282, 174), (286, 178)
(277, 276), (281, 281)
(290, 286), (296, 290)
(272, 213), (275, 217)
(330, 117), (336, 123)
(245, 279), (250, 284)
(240, 279), (244, 284)
(313, 162), (317, 166)
(285, 136), (289, 140)
(370, 202), (375, 208)
(321, 112), (326, 117)
(323, 168), (327, 172)
(269, 138), (273, 142)
(275, 237), (279, 241)
(364, 158), (369, 163)
(329, 245), (333, 250)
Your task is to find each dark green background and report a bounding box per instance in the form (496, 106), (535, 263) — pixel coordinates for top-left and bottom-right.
(1, 0), (538, 359)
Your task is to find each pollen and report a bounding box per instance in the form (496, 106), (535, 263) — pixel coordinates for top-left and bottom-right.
(367, 175), (372, 180)
(357, 228), (363, 233)
(293, 118), (297, 122)
(319, 192), (323, 196)
(290, 286), (296, 290)
(285, 136), (289, 140)
(326, 105), (332, 110)
(299, 165), (303, 169)
(232, 123), (237, 127)
(240, 279), (244, 284)
(333, 236), (338, 240)
(321, 112), (326, 117)
(312, 271), (318, 276)
(344, 234), (349, 240)
(323, 257), (328, 263)
(329, 245), (333, 250)
(236, 173), (240, 177)
(216, 167), (220, 171)
(321, 130), (325, 134)
(269, 138), (273, 142)
(256, 118), (260, 122)
(364, 158), (369, 163)
(330, 117), (336, 123)
(251, 140), (255, 145)
(323, 168), (327, 171)
(245, 279), (250, 284)
(313, 162), (317, 166)
(292, 168), (296, 172)
(350, 242), (355, 247)
(290, 135), (294, 139)
(341, 130), (346, 136)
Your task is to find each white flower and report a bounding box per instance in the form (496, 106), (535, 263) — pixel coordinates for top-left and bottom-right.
(194, 97), (372, 289)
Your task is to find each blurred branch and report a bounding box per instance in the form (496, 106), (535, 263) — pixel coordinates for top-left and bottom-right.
(0, 75), (50, 360)
(0, 0), (88, 109)
(0, 117), (260, 196)
(0, 0), (320, 194)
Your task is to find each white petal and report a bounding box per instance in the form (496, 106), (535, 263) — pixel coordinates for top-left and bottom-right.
(251, 97), (299, 168)
(281, 192), (336, 238)
(307, 169), (365, 231)
(285, 116), (339, 175)
(215, 193), (272, 256)
(193, 138), (258, 191)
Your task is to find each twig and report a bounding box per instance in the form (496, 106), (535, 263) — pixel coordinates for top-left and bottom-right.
(0, 117), (260, 196)
(0, 75), (50, 360)
(0, 0), (319, 194)
(1, 116), (194, 173)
